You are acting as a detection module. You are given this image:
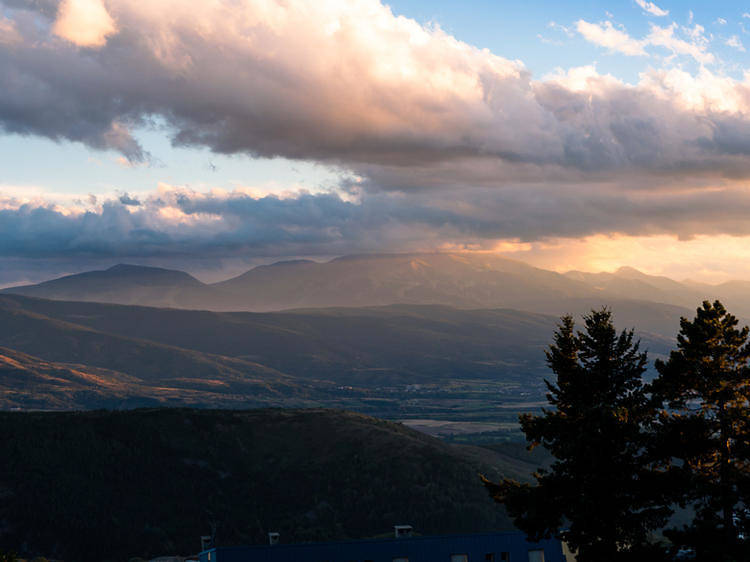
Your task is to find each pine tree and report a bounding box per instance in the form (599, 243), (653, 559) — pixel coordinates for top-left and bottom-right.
(651, 300), (750, 560)
(484, 309), (669, 561)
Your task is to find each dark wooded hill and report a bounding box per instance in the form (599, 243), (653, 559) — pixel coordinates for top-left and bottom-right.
(0, 408), (530, 561)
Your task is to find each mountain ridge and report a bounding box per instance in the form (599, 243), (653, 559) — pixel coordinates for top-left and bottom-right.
(2, 262), (238, 310)
(5, 253), (743, 316)
(0, 293), (680, 411)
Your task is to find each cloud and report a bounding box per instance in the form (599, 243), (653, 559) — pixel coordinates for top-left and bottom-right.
(575, 20), (647, 56)
(118, 192), (140, 206)
(5, 0), (750, 277)
(0, 15), (21, 44)
(52, 0), (117, 47)
(4, 179), (750, 265)
(7, 175), (750, 287)
(726, 35), (746, 52)
(575, 19), (716, 64)
(7, 0), (750, 285)
(538, 21), (572, 46)
(547, 21), (574, 37)
(0, 0), (746, 190)
(715, 17), (727, 26)
(644, 23), (715, 64)
(574, 19), (715, 64)
(634, 0), (668, 17)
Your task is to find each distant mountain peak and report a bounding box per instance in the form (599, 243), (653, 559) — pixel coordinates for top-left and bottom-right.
(266, 259), (317, 267)
(107, 263), (163, 272)
(9, 253), (747, 315)
(614, 266), (646, 277)
(613, 266), (680, 285)
(0, 262), (217, 308)
(327, 251), (523, 265)
(331, 252), (414, 262)
(106, 263), (190, 275)
(98, 263), (201, 282)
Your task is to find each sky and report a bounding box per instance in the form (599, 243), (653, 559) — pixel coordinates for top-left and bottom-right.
(3, 0), (750, 284)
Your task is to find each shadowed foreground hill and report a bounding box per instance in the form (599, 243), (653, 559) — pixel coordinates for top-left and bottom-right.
(0, 408), (521, 561)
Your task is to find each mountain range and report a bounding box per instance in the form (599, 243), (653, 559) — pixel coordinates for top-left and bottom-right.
(0, 255), (720, 559)
(5, 252), (741, 316)
(2, 252), (742, 413)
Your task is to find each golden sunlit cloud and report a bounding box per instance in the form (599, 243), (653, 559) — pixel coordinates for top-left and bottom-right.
(0, 15), (20, 45)
(53, 0), (118, 48)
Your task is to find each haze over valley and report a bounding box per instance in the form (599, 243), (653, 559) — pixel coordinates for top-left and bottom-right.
(0, 251), (724, 437)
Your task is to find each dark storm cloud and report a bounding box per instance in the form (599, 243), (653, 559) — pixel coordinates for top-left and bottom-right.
(117, 193), (140, 206)
(4, 184), (750, 263)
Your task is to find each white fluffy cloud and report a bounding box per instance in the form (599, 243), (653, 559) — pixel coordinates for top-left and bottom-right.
(635, 0), (668, 17)
(576, 18), (715, 65)
(575, 20), (647, 56)
(646, 23), (714, 64)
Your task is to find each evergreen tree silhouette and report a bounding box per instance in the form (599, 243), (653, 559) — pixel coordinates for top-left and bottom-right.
(484, 309), (669, 561)
(651, 300), (750, 561)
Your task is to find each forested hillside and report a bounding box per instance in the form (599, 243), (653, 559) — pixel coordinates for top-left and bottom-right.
(0, 408), (532, 561)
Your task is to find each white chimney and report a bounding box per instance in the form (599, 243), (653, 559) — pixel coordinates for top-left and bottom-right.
(394, 525), (413, 539)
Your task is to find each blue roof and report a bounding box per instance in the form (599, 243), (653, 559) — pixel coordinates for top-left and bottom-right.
(199, 531), (566, 562)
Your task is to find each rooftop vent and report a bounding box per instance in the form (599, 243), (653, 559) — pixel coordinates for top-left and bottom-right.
(394, 525), (413, 539)
(268, 532), (280, 546)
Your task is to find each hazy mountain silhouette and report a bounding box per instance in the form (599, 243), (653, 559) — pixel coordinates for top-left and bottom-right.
(5, 253), (735, 318)
(7, 253), (595, 312)
(3, 263), (238, 309)
(680, 279), (750, 318)
(213, 253), (597, 311)
(563, 266), (705, 308)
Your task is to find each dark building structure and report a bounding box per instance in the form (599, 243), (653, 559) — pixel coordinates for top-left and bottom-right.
(198, 530), (568, 562)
